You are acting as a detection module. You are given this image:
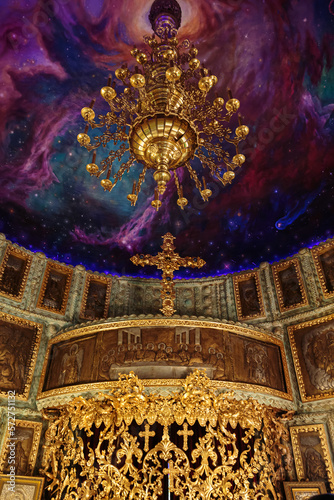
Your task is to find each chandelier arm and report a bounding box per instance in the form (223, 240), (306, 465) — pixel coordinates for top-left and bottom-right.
(185, 162), (203, 192)
(224, 136), (240, 146)
(85, 120), (104, 130)
(173, 170), (188, 209)
(173, 170), (182, 198)
(135, 164), (148, 196)
(88, 131), (122, 150)
(100, 144), (129, 172)
(194, 150), (215, 169)
(111, 157), (135, 188)
(215, 171), (228, 186)
(203, 143), (230, 165)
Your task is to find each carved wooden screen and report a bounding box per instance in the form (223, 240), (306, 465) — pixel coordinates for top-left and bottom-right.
(41, 371), (291, 500)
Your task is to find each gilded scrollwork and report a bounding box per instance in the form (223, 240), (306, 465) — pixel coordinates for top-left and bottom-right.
(41, 370), (293, 499)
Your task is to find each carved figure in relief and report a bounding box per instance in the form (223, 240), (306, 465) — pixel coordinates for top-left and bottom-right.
(278, 265), (302, 307)
(144, 343), (156, 362)
(156, 343), (168, 362)
(117, 345), (127, 364)
(214, 352), (226, 379)
(13, 440), (29, 475)
(99, 349), (116, 380)
(239, 278), (261, 316)
(245, 342), (270, 385)
(179, 343), (189, 364)
(85, 281), (107, 319)
(134, 344), (145, 362)
(304, 448), (327, 481)
(188, 344), (203, 365)
(43, 272), (66, 309)
(207, 347), (217, 366)
(0, 326), (27, 390)
(3, 426), (34, 475)
(59, 344), (84, 385)
(0, 255), (25, 296)
(167, 346), (182, 363)
(124, 345), (135, 363)
(303, 325), (334, 390)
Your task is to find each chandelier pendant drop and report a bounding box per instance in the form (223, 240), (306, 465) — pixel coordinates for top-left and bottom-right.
(77, 0), (249, 210)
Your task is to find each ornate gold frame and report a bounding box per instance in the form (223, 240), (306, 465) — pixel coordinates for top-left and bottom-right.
(36, 261), (73, 315)
(290, 424), (334, 492)
(79, 273), (112, 320)
(271, 258), (308, 312)
(0, 474), (44, 500)
(288, 313), (334, 402)
(233, 270), (265, 320)
(0, 420), (42, 474)
(0, 312), (43, 400)
(0, 245), (32, 301)
(312, 241), (334, 299)
(37, 318), (292, 401)
(283, 481), (327, 500)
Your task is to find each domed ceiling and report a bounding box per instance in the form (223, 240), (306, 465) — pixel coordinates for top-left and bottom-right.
(1, 0), (333, 278)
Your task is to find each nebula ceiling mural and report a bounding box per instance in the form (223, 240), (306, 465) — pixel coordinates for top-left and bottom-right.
(0, 0), (333, 278)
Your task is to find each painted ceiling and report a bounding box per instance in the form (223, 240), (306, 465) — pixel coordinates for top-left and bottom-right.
(0, 0), (333, 279)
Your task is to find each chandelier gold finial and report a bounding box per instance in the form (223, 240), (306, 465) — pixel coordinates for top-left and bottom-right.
(77, 0), (248, 210)
(130, 232), (205, 316)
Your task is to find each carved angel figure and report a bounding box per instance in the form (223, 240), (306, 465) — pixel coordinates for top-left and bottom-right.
(58, 344), (84, 386)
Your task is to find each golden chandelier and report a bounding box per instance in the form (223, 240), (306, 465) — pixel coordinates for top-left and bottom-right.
(77, 0), (249, 210)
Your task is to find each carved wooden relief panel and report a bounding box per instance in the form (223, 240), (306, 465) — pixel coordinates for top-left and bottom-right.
(0, 475), (44, 499)
(0, 246), (32, 300)
(0, 420), (42, 475)
(80, 274), (111, 320)
(290, 424), (334, 492)
(42, 335), (96, 391)
(0, 313), (42, 400)
(233, 271), (265, 320)
(37, 261), (73, 314)
(38, 320), (291, 400)
(312, 242), (334, 298)
(272, 258), (308, 312)
(288, 314), (334, 402)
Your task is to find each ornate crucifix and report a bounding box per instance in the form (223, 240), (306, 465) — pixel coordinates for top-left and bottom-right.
(131, 233), (205, 317)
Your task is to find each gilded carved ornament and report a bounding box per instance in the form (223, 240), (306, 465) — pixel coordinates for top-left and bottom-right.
(41, 370), (293, 499)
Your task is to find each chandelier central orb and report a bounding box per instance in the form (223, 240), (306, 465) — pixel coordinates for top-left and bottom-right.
(77, 0), (249, 210)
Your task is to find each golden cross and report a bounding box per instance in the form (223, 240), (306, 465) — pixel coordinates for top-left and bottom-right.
(131, 233), (205, 317)
(177, 422), (194, 451)
(166, 460), (179, 491)
(139, 424), (155, 452)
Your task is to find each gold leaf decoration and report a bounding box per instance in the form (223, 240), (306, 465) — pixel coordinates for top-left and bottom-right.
(41, 370), (292, 499)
